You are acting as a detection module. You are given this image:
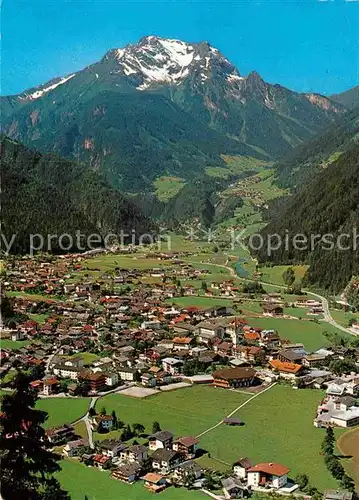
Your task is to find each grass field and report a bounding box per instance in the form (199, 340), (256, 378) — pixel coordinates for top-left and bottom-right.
(96, 386), (250, 437)
(165, 295), (234, 309)
(96, 385), (338, 491)
(0, 369), (17, 385)
(64, 352), (99, 365)
(153, 176), (186, 201)
(330, 309), (359, 328)
(6, 291), (60, 301)
(196, 454), (229, 472)
(56, 459), (205, 500)
(199, 385), (340, 491)
(28, 313), (49, 324)
(241, 317), (335, 352)
(258, 265), (308, 286)
(73, 420), (88, 440)
(221, 154), (272, 175)
(0, 339), (31, 350)
(36, 397), (90, 429)
(83, 254), (173, 271)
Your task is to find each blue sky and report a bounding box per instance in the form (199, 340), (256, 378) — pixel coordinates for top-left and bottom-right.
(2, 0), (358, 96)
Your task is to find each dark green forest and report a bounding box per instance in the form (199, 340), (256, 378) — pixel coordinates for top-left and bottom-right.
(253, 144), (359, 292)
(1, 136), (154, 254)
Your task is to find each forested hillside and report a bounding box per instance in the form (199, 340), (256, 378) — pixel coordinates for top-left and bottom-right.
(164, 176), (225, 228)
(1, 137), (154, 254)
(275, 108), (359, 189)
(253, 145), (359, 292)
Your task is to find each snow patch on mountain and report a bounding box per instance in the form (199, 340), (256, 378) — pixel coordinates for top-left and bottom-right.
(157, 38), (194, 66)
(21, 74), (76, 100)
(227, 73), (244, 83)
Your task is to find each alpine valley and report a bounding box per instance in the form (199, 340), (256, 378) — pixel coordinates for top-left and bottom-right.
(3, 23), (359, 500)
(1, 35), (359, 294)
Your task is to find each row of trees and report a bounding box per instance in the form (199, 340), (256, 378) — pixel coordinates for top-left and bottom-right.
(321, 427), (355, 491)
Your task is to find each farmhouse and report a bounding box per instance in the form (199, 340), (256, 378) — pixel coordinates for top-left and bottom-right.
(222, 477), (249, 498)
(52, 364), (82, 380)
(120, 444), (148, 463)
(91, 414), (113, 431)
(172, 337), (194, 351)
(277, 349), (304, 365)
(63, 438), (85, 457)
(262, 304), (283, 317)
(46, 424), (76, 445)
(235, 346), (265, 364)
(118, 366), (139, 381)
(149, 430), (174, 451)
(196, 320), (226, 343)
(98, 439), (125, 458)
(259, 329), (281, 349)
(151, 448), (183, 473)
(111, 463), (141, 483)
(80, 372), (107, 392)
(302, 353), (327, 368)
(172, 323), (196, 336)
(42, 376), (59, 395)
(172, 436), (199, 459)
(233, 457), (252, 479)
(142, 473), (168, 493)
(247, 462), (290, 489)
(269, 359), (304, 378)
(173, 460), (203, 482)
(92, 454), (111, 470)
(212, 367), (258, 388)
(162, 357), (184, 375)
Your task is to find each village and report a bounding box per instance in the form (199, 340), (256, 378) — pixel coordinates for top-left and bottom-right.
(1, 244), (359, 498)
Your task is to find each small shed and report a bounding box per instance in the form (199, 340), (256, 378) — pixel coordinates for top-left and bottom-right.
(222, 417), (243, 426)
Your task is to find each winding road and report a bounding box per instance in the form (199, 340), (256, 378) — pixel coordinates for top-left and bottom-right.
(71, 383), (135, 449)
(216, 255), (355, 336)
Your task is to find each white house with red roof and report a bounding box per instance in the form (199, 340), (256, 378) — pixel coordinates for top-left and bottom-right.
(247, 462), (290, 489)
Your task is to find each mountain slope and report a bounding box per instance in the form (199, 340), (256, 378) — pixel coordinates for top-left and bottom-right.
(274, 107), (359, 189)
(3, 90), (257, 191)
(330, 85), (359, 110)
(252, 144), (359, 292)
(0, 137), (154, 254)
(1, 36), (345, 191)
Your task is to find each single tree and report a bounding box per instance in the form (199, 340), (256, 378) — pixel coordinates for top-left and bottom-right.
(111, 410), (118, 429)
(0, 371), (70, 500)
(88, 407), (96, 417)
(340, 474), (355, 491)
(283, 267), (295, 287)
(152, 421), (161, 434)
(133, 423), (145, 436)
(294, 473), (309, 490)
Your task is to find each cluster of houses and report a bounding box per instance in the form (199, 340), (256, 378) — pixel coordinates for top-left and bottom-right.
(314, 374), (359, 428)
(49, 420), (298, 495)
(2, 256), (359, 412)
(1, 252), (359, 499)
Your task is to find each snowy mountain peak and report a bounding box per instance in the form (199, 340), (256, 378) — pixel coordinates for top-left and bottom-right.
(107, 35), (240, 90)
